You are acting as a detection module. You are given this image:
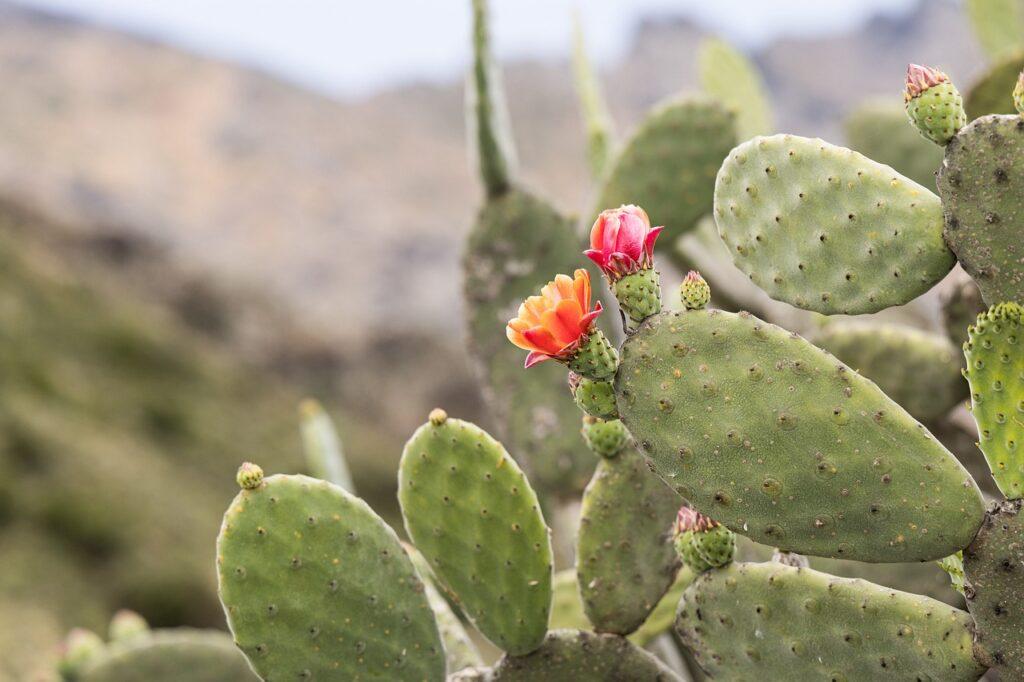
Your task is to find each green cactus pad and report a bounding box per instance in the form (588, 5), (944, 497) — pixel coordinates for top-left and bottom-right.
(964, 499), (1024, 677)
(630, 567), (696, 647)
(398, 415), (552, 655)
(939, 114), (1024, 306)
(906, 81), (966, 146)
(698, 38), (773, 140)
(615, 308), (986, 562)
(596, 97), (736, 240)
(79, 630), (256, 682)
(714, 134), (954, 314)
(464, 189), (595, 496)
(490, 629), (681, 681)
(676, 562), (985, 681)
(576, 446), (681, 634)
(217, 473), (444, 681)
(812, 322), (967, 423)
(844, 99), (944, 188)
(572, 377), (617, 419)
(967, 0), (1024, 60)
(964, 303), (1024, 499)
(965, 51), (1024, 119)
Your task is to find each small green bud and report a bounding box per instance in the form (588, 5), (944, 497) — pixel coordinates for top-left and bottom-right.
(569, 373), (617, 419)
(58, 628), (105, 677)
(679, 270), (711, 310)
(673, 506), (735, 572)
(580, 416), (629, 458)
(236, 462), (264, 490)
(428, 407), (449, 426)
(108, 609), (149, 643)
(904, 63), (965, 145)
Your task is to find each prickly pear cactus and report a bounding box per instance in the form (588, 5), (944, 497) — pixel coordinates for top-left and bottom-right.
(398, 411), (552, 655)
(965, 51), (1024, 119)
(698, 38), (773, 140)
(463, 0), (594, 497)
(844, 99), (944, 188)
(714, 134), (954, 314)
(216, 467), (445, 681)
(576, 447), (681, 635)
(966, 0), (1024, 60)
(615, 308), (986, 561)
(596, 97), (736, 240)
(489, 629), (681, 681)
(963, 499), (1024, 678)
(79, 630), (256, 682)
(570, 374), (617, 419)
(812, 322), (967, 423)
(676, 562), (985, 680)
(939, 114), (1024, 306)
(964, 303), (1024, 499)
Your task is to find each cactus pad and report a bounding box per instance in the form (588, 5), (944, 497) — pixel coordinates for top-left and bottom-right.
(966, 0), (1024, 60)
(844, 99), (944, 188)
(676, 562), (985, 680)
(615, 308), (986, 561)
(964, 303), (1024, 499)
(490, 629), (681, 681)
(963, 499), (1024, 678)
(576, 447), (681, 634)
(464, 189), (595, 496)
(407, 546), (483, 673)
(965, 51), (1024, 119)
(812, 322), (967, 423)
(698, 38), (773, 140)
(398, 414), (552, 655)
(217, 473), (444, 681)
(939, 114), (1024, 306)
(79, 630), (256, 682)
(596, 97), (735, 240)
(714, 134), (954, 314)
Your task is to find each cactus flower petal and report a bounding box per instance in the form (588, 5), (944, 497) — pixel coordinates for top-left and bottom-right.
(507, 269), (604, 368)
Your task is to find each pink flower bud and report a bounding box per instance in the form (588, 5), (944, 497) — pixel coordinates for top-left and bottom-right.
(585, 205), (663, 281)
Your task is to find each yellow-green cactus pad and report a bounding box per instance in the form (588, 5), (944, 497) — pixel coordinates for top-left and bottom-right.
(714, 134), (954, 314)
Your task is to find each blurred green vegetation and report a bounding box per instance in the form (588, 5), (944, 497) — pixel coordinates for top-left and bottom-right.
(0, 207), (399, 678)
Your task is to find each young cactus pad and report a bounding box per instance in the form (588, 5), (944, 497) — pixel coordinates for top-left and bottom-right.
(614, 308), (986, 562)
(489, 629), (681, 681)
(576, 447), (681, 635)
(938, 115), (1024, 306)
(714, 134), (954, 314)
(398, 411), (553, 655)
(596, 97), (736, 242)
(698, 38), (774, 140)
(964, 303), (1024, 499)
(78, 630), (256, 682)
(812, 322), (967, 423)
(216, 471), (445, 681)
(963, 499), (1024, 678)
(675, 562), (985, 680)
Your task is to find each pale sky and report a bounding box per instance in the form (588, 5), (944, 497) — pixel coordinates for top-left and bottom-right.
(17, 0), (921, 98)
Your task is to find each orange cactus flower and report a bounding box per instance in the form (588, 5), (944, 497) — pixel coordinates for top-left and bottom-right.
(506, 268), (603, 368)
